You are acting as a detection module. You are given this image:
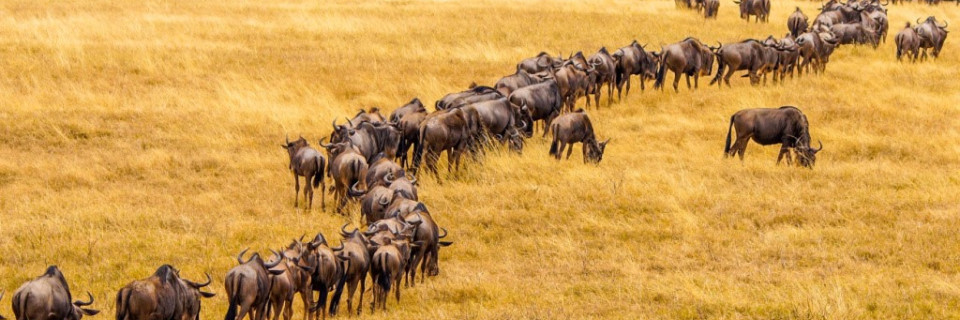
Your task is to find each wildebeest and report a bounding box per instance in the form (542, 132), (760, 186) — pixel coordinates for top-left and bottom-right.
(328, 225), (371, 316)
(385, 172), (418, 200)
(516, 52), (562, 76)
(654, 37), (715, 92)
(494, 71), (544, 98)
(915, 16), (949, 59)
(612, 41), (658, 99)
(586, 47), (617, 108)
(704, 0), (720, 18)
(394, 104), (428, 170)
(831, 23), (878, 47)
(896, 22), (921, 61)
(724, 106), (823, 168)
(115, 265), (215, 320)
(788, 8), (810, 37)
(348, 108), (385, 126)
(414, 108), (481, 177)
(461, 98), (525, 152)
(388, 98), (424, 123)
(224, 249), (285, 320)
(770, 35), (801, 80)
(869, 10), (889, 44)
(368, 235), (420, 313)
(735, 0), (770, 22)
(330, 121), (402, 163)
(284, 136), (326, 211)
(796, 31), (840, 74)
(350, 184), (396, 223)
(365, 153), (404, 190)
(554, 62), (591, 111)
(548, 109), (610, 163)
(508, 80), (562, 137)
(267, 240), (316, 320)
(435, 84), (500, 111)
(321, 141), (370, 213)
(711, 39), (765, 87)
(302, 234), (342, 320)
(12, 266), (100, 320)
(401, 210), (453, 286)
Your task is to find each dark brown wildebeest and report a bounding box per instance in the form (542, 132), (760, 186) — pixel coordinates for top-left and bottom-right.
(788, 8), (810, 37)
(724, 106), (823, 168)
(395, 107), (428, 169)
(494, 71), (545, 97)
(224, 249), (285, 320)
(368, 235), (421, 313)
(329, 225), (371, 316)
(330, 121), (402, 163)
(441, 86), (504, 111)
(284, 136), (326, 211)
(385, 172), (418, 200)
(767, 35), (801, 80)
(613, 41), (658, 99)
(321, 142), (370, 213)
(554, 62), (591, 111)
(413, 108), (481, 178)
(267, 240), (316, 320)
(704, 0), (720, 18)
(365, 153), (404, 189)
(915, 16), (949, 60)
(654, 37), (715, 92)
(868, 10), (889, 44)
(350, 183), (396, 223)
(388, 98), (424, 123)
(302, 234), (343, 320)
(548, 109), (610, 163)
(734, 0), (770, 22)
(12, 266), (100, 320)
(508, 80), (562, 138)
(831, 23), (879, 47)
(115, 265), (215, 320)
(896, 23), (921, 61)
(435, 84), (498, 111)
(711, 39), (765, 87)
(796, 31), (840, 74)
(586, 47), (617, 108)
(401, 210), (453, 286)
(462, 98), (525, 153)
(516, 52), (562, 76)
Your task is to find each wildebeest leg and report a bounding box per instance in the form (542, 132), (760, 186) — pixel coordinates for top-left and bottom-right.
(345, 279), (357, 316)
(723, 67), (736, 87)
(685, 73), (692, 89)
(543, 112), (558, 138)
(607, 77), (613, 105)
(300, 287), (312, 320)
(358, 273), (366, 316)
(693, 74), (700, 89)
(777, 146), (789, 165)
(566, 143), (575, 159)
(672, 70), (681, 92)
(394, 272), (403, 303)
(736, 137), (749, 160)
(294, 174), (300, 208)
(594, 82), (601, 108)
(283, 298), (293, 320)
(305, 175), (314, 210)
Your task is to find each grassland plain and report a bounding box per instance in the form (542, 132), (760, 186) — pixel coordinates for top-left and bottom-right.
(0, 0), (958, 319)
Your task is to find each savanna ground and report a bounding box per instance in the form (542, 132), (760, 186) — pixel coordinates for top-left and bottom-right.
(0, 0), (959, 319)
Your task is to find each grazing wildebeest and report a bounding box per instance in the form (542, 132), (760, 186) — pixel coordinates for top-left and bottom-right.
(508, 80), (562, 137)
(548, 109), (610, 163)
(12, 266), (100, 320)
(734, 0), (770, 22)
(369, 235), (420, 313)
(915, 16), (949, 60)
(711, 39), (765, 87)
(461, 98), (525, 152)
(388, 98), (424, 123)
(267, 240), (316, 320)
(414, 108), (481, 177)
(516, 52), (562, 77)
(788, 8), (810, 37)
(321, 142), (370, 213)
(401, 210), (453, 286)
(896, 23), (921, 61)
(385, 172), (418, 200)
(224, 249), (285, 320)
(724, 106), (823, 168)
(704, 0), (720, 18)
(115, 265), (215, 320)
(284, 136), (326, 211)
(654, 37), (715, 92)
(586, 47), (617, 108)
(613, 41), (658, 99)
(554, 62), (591, 111)
(494, 71), (544, 98)
(328, 225), (371, 316)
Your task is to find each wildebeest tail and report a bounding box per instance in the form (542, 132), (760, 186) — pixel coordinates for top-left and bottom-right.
(377, 255), (391, 293)
(224, 275), (243, 320)
(115, 287), (132, 320)
(548, 123), (560, 157)
(15, 291), (29, 320)
(328, 259), (349, 315)
(724, 114), (735, 154)
(653, 51), (668, 89)
(313, 156), (325, 188)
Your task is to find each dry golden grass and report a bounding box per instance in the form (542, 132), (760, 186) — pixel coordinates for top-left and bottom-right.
(0, 0), (959, 319)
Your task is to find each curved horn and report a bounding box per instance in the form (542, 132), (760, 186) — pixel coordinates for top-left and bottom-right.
(285, 134), (290, 145)
(345, 117), (354, 128)
(439, 227), (448, 239)
(332, 118), (338, 130)
(405, 172), (417, 185)
(313, 233), (327, 246)
(331, 242), (344, 251)
(917, 18), (922, 25)
(814, 140), (823, 152)
(318, 137), (332, 149)
(348, 181), (367, 197)
(384, 173), (395, 185)
(940, 20), (948, 28)
(341, 223), (354, 236)
(378, 195), (390, 206)
(263, 250), (283, 269)
(73, 292), (95, 306)
(185, 273), (213, 288)
(237, 248), (250, 264)
(518, 120), (527, 129)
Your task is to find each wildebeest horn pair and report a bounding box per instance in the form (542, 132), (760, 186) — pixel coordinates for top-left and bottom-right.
(340, 223), (357, 237)
(331, 242), (344, 251)
(348, 181), (367, 197)
(264, 249), (283, 269)
(384, 173), (396, 185)
(183, 273), (212, 288)
(237, 248), (251, 264)
(73, 292), (95, 306)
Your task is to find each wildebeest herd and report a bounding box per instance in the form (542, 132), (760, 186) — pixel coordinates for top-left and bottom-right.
(0, 1), (950, 319)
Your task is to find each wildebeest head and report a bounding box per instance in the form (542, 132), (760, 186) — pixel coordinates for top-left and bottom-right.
(584, 138), (610, 163)
(795, 140), (823, 168)
(516, 102), (536, 137)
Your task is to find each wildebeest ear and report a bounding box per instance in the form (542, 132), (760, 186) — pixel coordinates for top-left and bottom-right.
(200, 291), (216, 298)
(79, 308), (100, 316)
(439, 241), (454, 247)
